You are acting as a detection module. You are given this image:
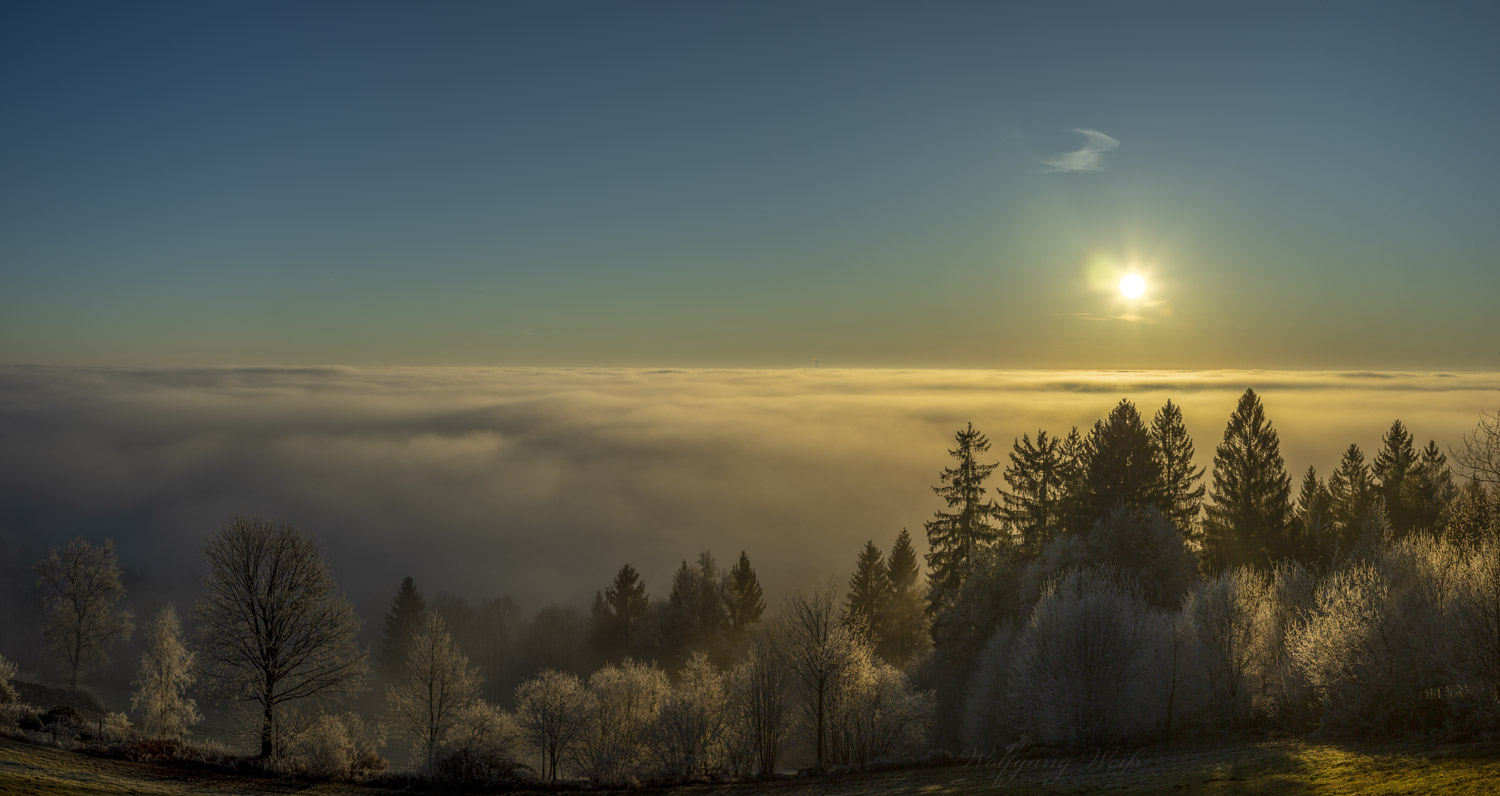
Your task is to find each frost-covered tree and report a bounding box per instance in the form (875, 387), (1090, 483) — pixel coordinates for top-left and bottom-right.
(194, 517), (368, 758)
(724, 631), (789, 776)
(826, 656), (933, 767)
(1450, 480), (1497, 545)
(925, 423), (1004, 637)
(431, 700), (524, 786)
(781, 585), (865, 767)
(1183, 568), (1268, 729)
(1202, 389), (1293, 570)
(1151, 400), (1206, 540)
(1010, 569), (1159, 745)
(1453, 537), (1500, 706)
(1001, 430), (1068, 557)
(1024, 505), (1197, 610)
(378, 576), (425, 680)
(35, 538), (135, 690)
(386, 613), (482, 770)
(843, 541), (887, 645)
(648, 652), (726, 779)
(131, 604), (200, 740)
(724, 551), (765, 643)
(514, 668), (590, 783)
(878, 529), (929, 667)
(0, 652), (17, 705)
(571, 659), (668, 784)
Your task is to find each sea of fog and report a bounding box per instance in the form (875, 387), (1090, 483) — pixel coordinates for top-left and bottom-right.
(1, 366), (1495, 617)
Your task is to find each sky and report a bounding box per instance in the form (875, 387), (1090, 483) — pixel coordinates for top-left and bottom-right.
(2, 1), (1497, 369)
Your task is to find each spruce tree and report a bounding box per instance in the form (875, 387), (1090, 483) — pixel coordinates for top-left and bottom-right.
(1202, 389), (1293, 570)
(1150, 400), (1206, 540)
(1058, 426), (1089, 509)
(723, 551), (765, 641)
(1294, 466), (1335, 568)
(1071, 399), (1162, 531)
(379, 576), (426, 679)
(880, 529), (928, 666)
(1000, 430), (1067, 558)
(1374, 419), (1420, 536)
(1407, 440), (1457, 534)
(590, 564), (650, 661)
(1328, 443), (1375, 558)
(924, 423), (1004, 629)
(1450, 479), (1496, 545)
(843, 540), (888, 643)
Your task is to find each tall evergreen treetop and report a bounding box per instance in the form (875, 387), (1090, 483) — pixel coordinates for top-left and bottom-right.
(590, 564), (650, 661)
(724, 551), (765, 639)
(1151, 400), (1207, 539)
(1000, 430), (1067, 558)
(379, 576), (426, 678)
(1328, 443), (1375, 558)
(1407, 440), (1457, 534)
(1295, 466), (1335, 568)
(880, 529), (929, 666)
(1202, 389), (1293, 570)
(924, 423), (1004, 623)
(1375, 419), (1420, 535)
(1073, 399), (1162, 530)
(843, 540), (888, 642)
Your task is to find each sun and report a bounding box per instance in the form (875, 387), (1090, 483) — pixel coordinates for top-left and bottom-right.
(1119, 273), (1146, 299)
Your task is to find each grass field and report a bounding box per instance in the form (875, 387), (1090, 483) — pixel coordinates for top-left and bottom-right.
(4, 735), (1500, 795)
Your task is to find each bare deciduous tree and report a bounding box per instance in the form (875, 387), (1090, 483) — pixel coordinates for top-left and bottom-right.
(1456, 409), (1500, 487)
(36, 539), (134, 691)
(385, 612), (481, 770)
(725, 631), (789, 776)
(193, 517), (367, 758)
(131, 604), (200, 739)
(780, 583), (865, 768)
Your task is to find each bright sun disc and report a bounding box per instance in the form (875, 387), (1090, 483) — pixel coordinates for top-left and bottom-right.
(1119, 273), (1146, 299)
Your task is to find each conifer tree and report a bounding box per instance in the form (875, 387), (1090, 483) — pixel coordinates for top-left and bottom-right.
(1071, 400), (1162, 531)
(1406, 440), (1457, 534)
(1294, 466), (1335, 568)
(1450, 480), (1496, 545)
(664, 552), (730, 663)
(1058, 426), (1089, 508)
(380, 576), (427, 680)
(1328, 443), (1375, 558)
(1202, 389), (1293, 570)
(590, 564), (650, 661)
(843, 540), (888, 644)
(924, 423), (1004, 629)
(724, 551), (765, 642)
(1000, 430), (1067, 558)
(1151, 400), (1206, 540)
(1374, 419), (1420, 536)
(880, 529), (928, 666)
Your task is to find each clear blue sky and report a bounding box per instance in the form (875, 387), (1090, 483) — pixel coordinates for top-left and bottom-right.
(2, 1), (1496, 369)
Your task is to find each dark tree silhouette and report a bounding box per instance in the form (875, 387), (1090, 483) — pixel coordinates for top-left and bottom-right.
(1328, 443), (1376, 559)
(1000, 430), (1068, 558)
(879, 529), (928, 666)
(1071, 400), (1162, 531)
(924, 423), (1004, 631)
(1151, 400), (1206, 540)
(724, 551), (765, 642)
(843, 540), (887, 644)
(1375, 420), (1420, 536)
(1202, 389), (1293, 570)
(1295, 466), (1336, 567)
(379, 576), (426, 680)
(589, 564), (650, 662)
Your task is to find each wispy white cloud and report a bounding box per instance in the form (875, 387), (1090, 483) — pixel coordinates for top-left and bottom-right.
(1038, 128), (1120, 173)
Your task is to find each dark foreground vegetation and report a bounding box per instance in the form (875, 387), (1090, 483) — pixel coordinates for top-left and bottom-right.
(2, 389), (1499, 792)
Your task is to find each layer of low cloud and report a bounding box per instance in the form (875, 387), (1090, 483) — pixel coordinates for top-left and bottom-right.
(0, 366), (1495, 618)
(1039, 128), (1120, 173)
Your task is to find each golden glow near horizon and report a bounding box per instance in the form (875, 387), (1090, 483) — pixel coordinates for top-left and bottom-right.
(1120, 273), (1146, 299)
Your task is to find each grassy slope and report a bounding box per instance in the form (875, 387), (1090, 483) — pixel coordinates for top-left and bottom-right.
(4, 736), (1500, 795)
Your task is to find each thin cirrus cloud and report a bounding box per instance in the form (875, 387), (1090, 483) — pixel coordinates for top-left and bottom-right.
(1038, 128), (1121, 173)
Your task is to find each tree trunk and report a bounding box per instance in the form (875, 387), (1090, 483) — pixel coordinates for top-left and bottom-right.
(260, 696), (275, 758)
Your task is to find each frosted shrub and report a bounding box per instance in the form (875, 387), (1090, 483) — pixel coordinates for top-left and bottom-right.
(648, 652), (726, 780)
(432, 700), (524, 785)
(571, 659), (668, 784)
(960, 623), (1019, 750)
(289, 712), (385, 781)
(827, 659), (932, 766)
(723, 635), (790, 777)
(1011, 568), (1159, 745)
(1449, 537), (1500, 730)
(0, 653), (17, 705)
(101, 712), (132, 743)
(1183, 568), (1269, 729)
